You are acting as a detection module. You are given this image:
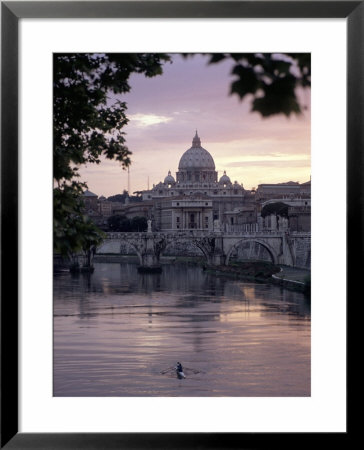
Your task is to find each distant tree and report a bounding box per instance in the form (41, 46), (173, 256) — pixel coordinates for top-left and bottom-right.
(107, 214), (131, 232)
(107, 191), (142, 203)
(107, 191), (129, 203)
(129, 195), (142, 203)
(53, 182), (104, 262)
(127, 190), (143, 203)
(130, 216), (148, 232)
(261, 202), (289, 218)
(79, 219), (105, 268)
(107, 215), (147, 232)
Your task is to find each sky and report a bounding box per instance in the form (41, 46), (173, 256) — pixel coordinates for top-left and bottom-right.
(79, 54), (310, 197)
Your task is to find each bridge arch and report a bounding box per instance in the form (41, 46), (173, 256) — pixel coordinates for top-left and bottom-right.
(161, 238), (206, 260)
(118, 238), (143, 265)
(192, 240), (214, 263)
(225, 238), (278, 266)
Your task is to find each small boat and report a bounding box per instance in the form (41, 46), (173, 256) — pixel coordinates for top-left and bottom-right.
(160, 363), (203, 378)
(175, 362), (186, 379)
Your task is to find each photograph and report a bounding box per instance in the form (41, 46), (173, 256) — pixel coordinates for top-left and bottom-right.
(2, 0), (355, 445)
(53, 52), (311, 397)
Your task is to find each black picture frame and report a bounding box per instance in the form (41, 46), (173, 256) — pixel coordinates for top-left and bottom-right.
(1, 1), (356, 448)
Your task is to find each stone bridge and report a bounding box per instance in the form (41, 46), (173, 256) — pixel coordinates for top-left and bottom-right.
(97, 230), (310, 271)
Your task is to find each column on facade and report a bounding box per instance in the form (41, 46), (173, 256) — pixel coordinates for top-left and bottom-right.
(281, 217), (288, 231)
(270, 214), (277, 231)
(258, 216), (264, 231)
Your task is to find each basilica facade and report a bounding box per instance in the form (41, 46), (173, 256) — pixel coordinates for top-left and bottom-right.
(141, 132), (257, 231)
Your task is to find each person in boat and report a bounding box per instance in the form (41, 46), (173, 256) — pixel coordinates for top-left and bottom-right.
(176, 362), (185, 379)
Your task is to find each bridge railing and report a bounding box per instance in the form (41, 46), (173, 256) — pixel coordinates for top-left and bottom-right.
(103, 230), (310, 240)
(224, 223), (260, 233)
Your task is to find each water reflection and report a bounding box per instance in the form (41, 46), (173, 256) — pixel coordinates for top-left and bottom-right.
(54, 262), (310, 397)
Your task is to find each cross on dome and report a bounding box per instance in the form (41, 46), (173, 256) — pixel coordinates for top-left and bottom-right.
(192, 130), (201, 148)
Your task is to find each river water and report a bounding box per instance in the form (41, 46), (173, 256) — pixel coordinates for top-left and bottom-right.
(53, 262), (310, 397)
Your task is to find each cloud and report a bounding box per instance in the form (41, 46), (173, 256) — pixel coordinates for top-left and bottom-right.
(224, 160), (310, 169)
(216, 153), (310, 165)
(128, 113), (173, 127)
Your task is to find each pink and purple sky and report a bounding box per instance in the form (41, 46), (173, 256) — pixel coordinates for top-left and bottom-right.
(79, 54), (311, 197)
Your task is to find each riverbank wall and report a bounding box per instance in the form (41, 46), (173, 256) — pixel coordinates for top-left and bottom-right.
(289, 233), (311, 269)
(271, 274), (309, 294)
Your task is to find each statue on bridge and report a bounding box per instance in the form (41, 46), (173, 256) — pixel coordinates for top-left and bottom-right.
(213, 219), (221, 232)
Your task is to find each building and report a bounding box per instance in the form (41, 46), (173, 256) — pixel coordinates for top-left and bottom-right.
(98, 195), (113, 218)
(112, 200), (154, 221)
(85, 132), (311, 233)
(287, 203), (311, 232)
(255, 180), (311, 202)
(83, 189), (98, 213)
(141, 132), (256, 231)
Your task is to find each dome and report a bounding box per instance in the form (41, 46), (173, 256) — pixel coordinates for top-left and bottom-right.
(178, 131), (215, 170)
(219, 171), (231, 184)
(164, 170), (175, 185)
(83, 189), (98, 197)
